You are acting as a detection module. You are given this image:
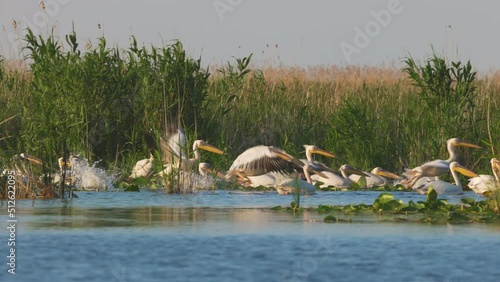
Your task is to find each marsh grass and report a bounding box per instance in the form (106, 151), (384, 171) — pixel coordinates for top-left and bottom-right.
(1, 29), (499, 197)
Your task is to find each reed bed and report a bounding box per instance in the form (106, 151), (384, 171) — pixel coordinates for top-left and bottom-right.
(0, 30), (499, 198)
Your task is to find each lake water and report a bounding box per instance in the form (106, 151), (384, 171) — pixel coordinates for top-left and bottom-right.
(1, 190), (499, 282)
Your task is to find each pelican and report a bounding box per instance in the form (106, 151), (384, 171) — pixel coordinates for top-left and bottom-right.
(158, 140), (224, 176)
(129, 153), (155, 179)
(349, 167), (400, 188)
(146, 126), (223, 175)
(311, 164), (367, 188)
(404, 138), (481, 188)
(467, 158), (500, 194)
(275, 164), (320, 195)
(416, 161), (479, 195)
(226, 146), (304, 181)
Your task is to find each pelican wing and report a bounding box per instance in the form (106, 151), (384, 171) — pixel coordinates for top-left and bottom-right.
(229, 146), (299, 176)
(165, 128), (186, 160)
(151, 126), (187, 164)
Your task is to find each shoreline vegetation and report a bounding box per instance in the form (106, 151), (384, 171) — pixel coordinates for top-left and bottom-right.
(0, 29), (499, 203)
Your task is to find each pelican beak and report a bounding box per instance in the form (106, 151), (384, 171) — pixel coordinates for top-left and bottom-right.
(344, 165), (368, 177)
(21, 153), (43, 165)
(456, 140), (481, 149)
(199, 144), (224, 154)
(376, 169), (400, 179)
(454, 164), (479, 178)
(311, 147), (336, 158)
(306, 166), (328, 179)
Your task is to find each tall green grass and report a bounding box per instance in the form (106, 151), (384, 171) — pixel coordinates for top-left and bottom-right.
(0, 29), (499, 197)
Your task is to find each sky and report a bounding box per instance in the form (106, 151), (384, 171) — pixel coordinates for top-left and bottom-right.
(1, 0), (499, 73)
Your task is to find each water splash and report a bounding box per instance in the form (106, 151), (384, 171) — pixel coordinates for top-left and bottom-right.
(69, 157), (115, 191)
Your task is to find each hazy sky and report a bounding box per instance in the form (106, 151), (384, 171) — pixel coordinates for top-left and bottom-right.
(1, 0), (499, 73)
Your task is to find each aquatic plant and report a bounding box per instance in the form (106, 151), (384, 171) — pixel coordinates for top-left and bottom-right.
(267, 189), (500, 224)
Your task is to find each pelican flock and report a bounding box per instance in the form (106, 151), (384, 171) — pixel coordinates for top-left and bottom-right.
(126, 131), (494, 195)
(1, 134), (491, 196)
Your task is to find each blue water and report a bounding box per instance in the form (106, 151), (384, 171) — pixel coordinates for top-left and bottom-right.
(0, 190), (499, 282)
(12, 189), (486, 209)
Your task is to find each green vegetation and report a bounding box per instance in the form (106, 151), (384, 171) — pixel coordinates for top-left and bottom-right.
(271, 188), (500, 224)
(1, 29), (499, 197)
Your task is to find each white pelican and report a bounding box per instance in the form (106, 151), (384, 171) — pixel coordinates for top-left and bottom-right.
(275, 164), (319, 195)
(404, 138), (480, 188)
(416, 161), (479, 195)
(129, 153), (155, 179)
(146, 126), (223, 173)
(311, 164), (367, 188)
(158, 140), (224, 176)
(467, 158), (500, 194)
(226, 146), (304, 180)
(349, 167), (400, 188)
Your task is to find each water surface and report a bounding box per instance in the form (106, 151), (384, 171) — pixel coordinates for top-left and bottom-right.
(0, 190), (498, 282)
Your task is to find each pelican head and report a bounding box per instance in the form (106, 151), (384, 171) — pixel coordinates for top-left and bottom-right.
(340, 164), (369, 177)
(303, 145), (336, 158)
(193, 140), (224, 155)
(448, 138), (481, 149)
(372, 167), (400, 179)
(450, 162), (479, 178)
